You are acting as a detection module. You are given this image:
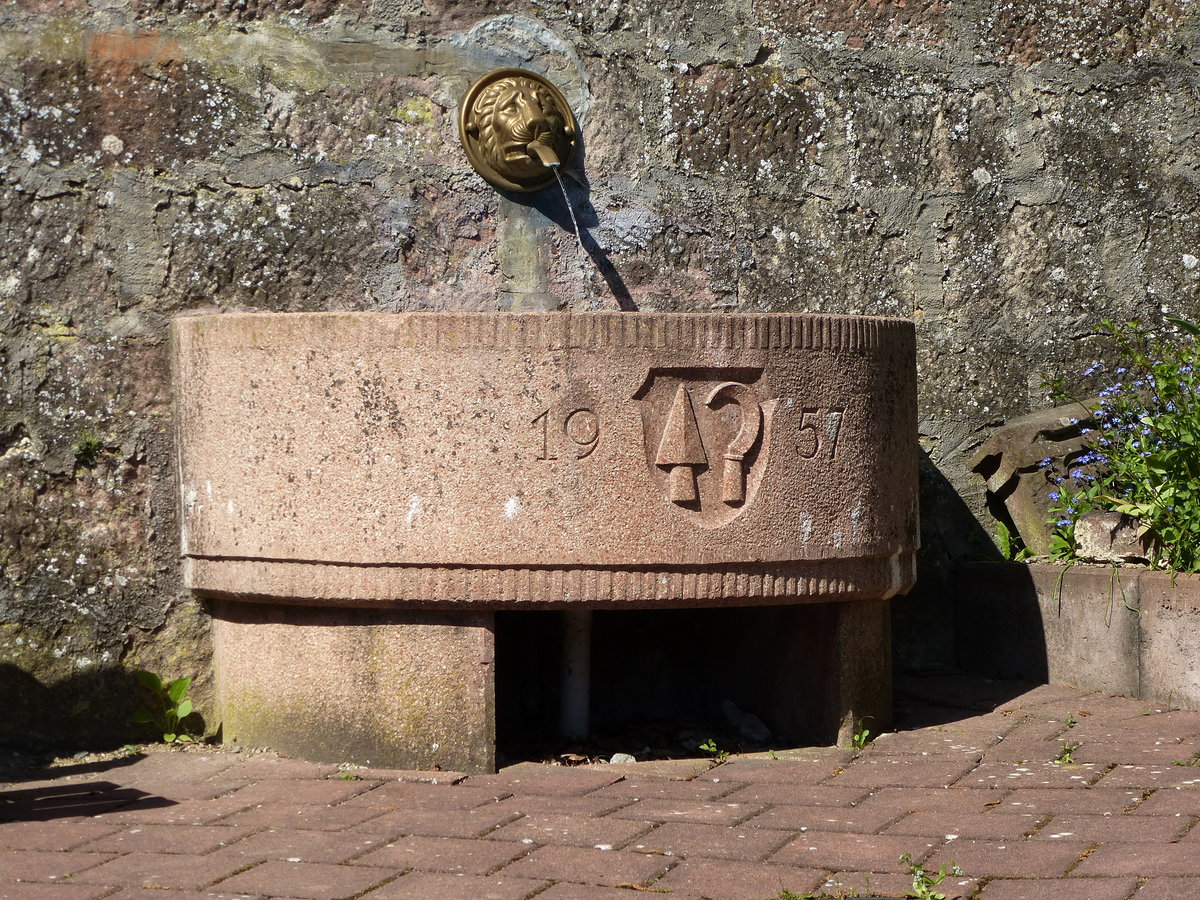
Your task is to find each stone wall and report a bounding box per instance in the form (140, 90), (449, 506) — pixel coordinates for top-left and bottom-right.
(2, 0), (1198, 745)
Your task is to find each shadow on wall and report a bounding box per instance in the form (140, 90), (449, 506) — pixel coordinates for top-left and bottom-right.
(505, 144), (639, 312)
(893, 449), (1012, 674)
(0, 664), (208, 754)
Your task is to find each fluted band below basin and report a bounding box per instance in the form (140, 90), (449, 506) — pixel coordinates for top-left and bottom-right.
(185, 552), (917, 609)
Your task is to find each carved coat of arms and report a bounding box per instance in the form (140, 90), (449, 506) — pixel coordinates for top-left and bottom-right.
(633, 369), (775, 526)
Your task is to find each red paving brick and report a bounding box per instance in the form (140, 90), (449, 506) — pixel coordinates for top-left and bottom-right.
(220, 779), (372, 808)
(353, 834), (531, 874)
(359, 871), (550, 899)
(464, 765), (621, 796)
(1132, 876), (1200, 898)
(769, 831), (943, 871)
(851, 785), (1001, 818)
(213, 859), (391, 899)
(0, 885), (120, 900)
(341, 781), (510, 811)
(630, 821), (793, 861)
(824, 755), (981, 788)
(0, 820), (123, 851)
(78, 823), (258, 855)
(531, 884), (666, 900)
(486, 793), (633, 818)
(69, 849), (251, 890)
(821, 869), (976, 899)
(884, 810), (1044, 840)
(716, 781), (868, 807)
(710, 752), (852, 784)
(0, 849), (116, 881)
(957, 761), (1107, 789)
(744, 802), (902, 833)
(94, 794), (258, 825)
(1095, 763), (1200, 789)
(351, 805), (522, 841)
(587, 774), (737, 801)
(1072, 839), (1200, 876)
(925, 837), (1092, 878)
(608, 797), (764, 825)
(999, 787), (1144, 815)
(483, 812), (651, 848)
(871, 728), (1002, 756)
(649, 857), (827, 899)
(222, 826), (388, 863)
(4, 677), (1200, 898)
(497, 843), (674, 887)
(977, 876), (1141, 899)
(1033, 812), (1190, 842)
(219, 802), (386, 831)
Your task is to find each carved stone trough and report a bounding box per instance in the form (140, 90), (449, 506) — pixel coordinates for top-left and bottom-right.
(173, 310), (917, 772)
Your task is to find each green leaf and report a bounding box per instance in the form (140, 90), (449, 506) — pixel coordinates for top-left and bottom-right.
(166, 678), (191, 705)
(176, 734), (195, 743)
(130, 709), (154, 724)
(163, 733), (176, 742)
(135, 670), (163, 693)
(175, 699), (193, 719)
(1167, 316), (1200, 336)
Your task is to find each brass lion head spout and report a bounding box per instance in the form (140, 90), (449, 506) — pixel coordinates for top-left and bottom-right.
(459, 68), (578, 193)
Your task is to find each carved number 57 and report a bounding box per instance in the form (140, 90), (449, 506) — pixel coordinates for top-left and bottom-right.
(797, 407), (844, 460)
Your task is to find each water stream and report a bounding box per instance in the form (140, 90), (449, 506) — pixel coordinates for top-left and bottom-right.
(553, 167), (587, 258)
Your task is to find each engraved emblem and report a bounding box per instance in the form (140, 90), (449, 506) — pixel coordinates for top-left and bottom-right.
(634, 369), (775, 526)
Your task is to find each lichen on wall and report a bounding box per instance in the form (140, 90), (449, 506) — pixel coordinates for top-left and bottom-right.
(1, 0), (1198, 742)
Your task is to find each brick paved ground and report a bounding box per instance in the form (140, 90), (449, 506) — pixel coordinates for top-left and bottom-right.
(2, 675), (1199, 899)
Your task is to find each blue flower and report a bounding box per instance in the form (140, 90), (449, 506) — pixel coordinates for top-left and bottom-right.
(1048, 491), (1061, 501)
(1083, 363), (1102, 377)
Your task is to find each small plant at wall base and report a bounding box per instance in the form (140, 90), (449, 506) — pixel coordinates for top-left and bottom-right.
(698, 738), (729, 763)
(851, 717), (873, 752)
(899, 852), (963, 900)
(131, 671), (197, 743)
(1045, 316), (1200, 572)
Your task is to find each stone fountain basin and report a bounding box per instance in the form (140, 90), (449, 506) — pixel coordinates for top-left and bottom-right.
(173, 311), (918, 608)
(173, 310), (917, 771)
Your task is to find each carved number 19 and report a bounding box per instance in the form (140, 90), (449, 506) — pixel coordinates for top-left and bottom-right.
(533, 408), (600, 460)
(797, 407), (844, 460)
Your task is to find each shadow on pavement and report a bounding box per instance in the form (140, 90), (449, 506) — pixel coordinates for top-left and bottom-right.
(0, 779), (172, 822)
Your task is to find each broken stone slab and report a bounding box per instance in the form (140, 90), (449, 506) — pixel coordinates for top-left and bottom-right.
(970, 401), (1097, 556)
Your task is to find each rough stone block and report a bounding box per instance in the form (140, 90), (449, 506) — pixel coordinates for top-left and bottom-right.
(211, 602), (495, 773)
(1138, 570), (1200, 711)
(956, 562), (1140, 696)
(1075, 511), (1155, 564)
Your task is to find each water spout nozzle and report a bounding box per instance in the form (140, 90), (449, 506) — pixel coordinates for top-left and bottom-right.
(526, 139), (561, 169)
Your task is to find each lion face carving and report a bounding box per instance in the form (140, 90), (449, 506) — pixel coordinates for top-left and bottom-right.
(459, 69), (577, 192)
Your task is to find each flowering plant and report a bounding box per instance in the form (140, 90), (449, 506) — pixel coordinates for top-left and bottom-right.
(1045, 317), (1200, 572)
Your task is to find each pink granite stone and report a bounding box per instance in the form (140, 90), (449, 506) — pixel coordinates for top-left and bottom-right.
(173, 311), (918, 608)
(172, 311), (918, 771)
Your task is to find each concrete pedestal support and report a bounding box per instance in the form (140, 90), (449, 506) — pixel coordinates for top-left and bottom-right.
(824, 597), (893, 746)
(709, 600), (892, 747)
(211, 602), (495, 774)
